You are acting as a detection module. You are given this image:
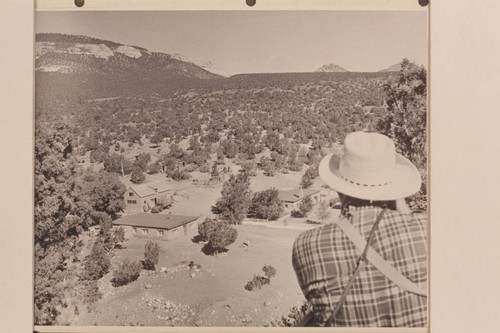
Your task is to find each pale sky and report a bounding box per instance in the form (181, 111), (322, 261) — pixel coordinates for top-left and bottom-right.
(36, 11), (427, 75)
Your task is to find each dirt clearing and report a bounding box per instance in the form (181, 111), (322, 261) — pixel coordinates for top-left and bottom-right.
(75, 222), (317, 326)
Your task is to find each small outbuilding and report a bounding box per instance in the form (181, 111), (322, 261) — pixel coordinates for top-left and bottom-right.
(76, 151), (92, 164)
(278, 188), (321, 211)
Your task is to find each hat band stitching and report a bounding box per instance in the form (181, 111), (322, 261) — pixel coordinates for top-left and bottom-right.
(340, 175), (391, 187)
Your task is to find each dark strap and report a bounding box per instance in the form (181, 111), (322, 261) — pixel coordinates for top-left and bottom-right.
(336, 214), (428, 296)
(324, 208), (386, 327)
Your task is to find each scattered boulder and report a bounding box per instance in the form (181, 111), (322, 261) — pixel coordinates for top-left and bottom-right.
(241, 314), (253, 324)
(160, 267), (167, 272)
(145, 284), (153, 289)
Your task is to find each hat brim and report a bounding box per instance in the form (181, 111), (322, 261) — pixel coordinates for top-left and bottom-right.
(318, 153), (422, 201)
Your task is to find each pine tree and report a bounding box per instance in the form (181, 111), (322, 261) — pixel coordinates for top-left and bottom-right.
(298, 195), (313, 217)
(143, 241), (160, 270)
(83, 239), (111, 280)
(212, 173), (252, 224)
(300, 164), (318, 189)
(376, 58), (427, 211)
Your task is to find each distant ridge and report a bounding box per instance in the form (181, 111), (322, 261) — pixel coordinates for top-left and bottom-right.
(35, 33), (221, 79)
(315, 63), (348, 72)
(379, 63), (401, 72)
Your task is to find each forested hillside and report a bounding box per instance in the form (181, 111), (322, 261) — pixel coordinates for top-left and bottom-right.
(37, 72), (393, 158)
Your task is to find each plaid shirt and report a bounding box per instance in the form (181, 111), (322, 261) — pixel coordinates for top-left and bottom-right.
(292, 206), (428, 327)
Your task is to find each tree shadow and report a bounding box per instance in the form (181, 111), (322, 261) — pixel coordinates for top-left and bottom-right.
(191, 234), (205, 244)
(305, 219), (322, 225)
(201, 243), (228, 256)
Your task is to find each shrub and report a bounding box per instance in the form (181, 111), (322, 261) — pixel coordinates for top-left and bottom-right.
(244, 275), (269, 291)
(130, 168), (145, 184)
(198, 218), (218, 241)
(199, 164), (210, 173)
(262, 265), (277, 284)
(248, 188), (284, 220)
(111, 259), (142, 287)
(143, 241), (159, 270)
(240, 161), (257, 176)
(198, 218), (238, 253)
(298, 195), (313, 216)
(278, 301), (313, 327)
(148, 161), (162, 174)
(170, 169), (190, 181)
(209, 223), (238, 251)
(244, 265), (277, 291)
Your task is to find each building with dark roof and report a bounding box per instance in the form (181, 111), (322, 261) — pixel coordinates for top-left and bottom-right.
(113, 213), (202, 240)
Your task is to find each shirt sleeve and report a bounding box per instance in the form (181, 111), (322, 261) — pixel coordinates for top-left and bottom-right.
(292, 230), (312, 295)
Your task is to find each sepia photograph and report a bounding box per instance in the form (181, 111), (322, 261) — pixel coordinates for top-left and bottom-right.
(34, 7), (429, 328)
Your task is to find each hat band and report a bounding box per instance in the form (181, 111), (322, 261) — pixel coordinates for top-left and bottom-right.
(340, 174), (391, 187)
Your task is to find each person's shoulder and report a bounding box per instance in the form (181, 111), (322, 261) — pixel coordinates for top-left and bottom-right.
(293, 223), (336, 252)
(400, 211), (428, 227)
(384, 209), (428, 222)
(382, 209), (428, 236)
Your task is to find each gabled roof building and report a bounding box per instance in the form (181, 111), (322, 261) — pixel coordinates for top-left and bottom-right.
(125, 181), (171, 213)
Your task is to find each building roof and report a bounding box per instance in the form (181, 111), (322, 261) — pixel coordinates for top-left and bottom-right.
(278, 190), (302, 203)
(129, 181), (170, 198)
(303, 188), (321, 197)
(113, 213), (199, 230)
(150, 181), (170, 192)
(278, 188), (320, 203)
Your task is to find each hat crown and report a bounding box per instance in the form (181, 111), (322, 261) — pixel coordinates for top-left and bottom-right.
(339, 132), (396, 186)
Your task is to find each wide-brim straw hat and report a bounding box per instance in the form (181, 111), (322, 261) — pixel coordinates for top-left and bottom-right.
(319, 131), (421, 201)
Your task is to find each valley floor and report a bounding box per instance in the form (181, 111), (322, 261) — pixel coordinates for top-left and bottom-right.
(66, 143), (340, 327)
(72, 219), (340, 326)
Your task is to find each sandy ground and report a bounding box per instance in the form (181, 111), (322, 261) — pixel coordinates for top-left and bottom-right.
(74, 222), (328, 327)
